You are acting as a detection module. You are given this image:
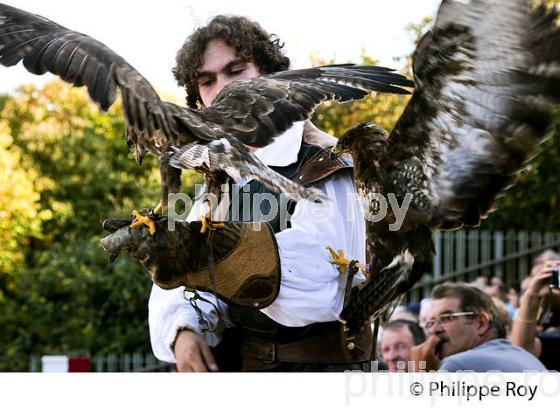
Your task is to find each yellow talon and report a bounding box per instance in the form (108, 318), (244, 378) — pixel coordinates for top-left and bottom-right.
(130, 210), (156, 236)
(327, 246), (368, 274)
(200, 211), (225, 234)
(327, 246), (351, 273)
(153, 201), (163, 215)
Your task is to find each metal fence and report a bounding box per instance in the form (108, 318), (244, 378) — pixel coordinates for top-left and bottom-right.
(29, 353), (175, 372)
(406, 229), (560, 303)
(28, 230), (560, 371)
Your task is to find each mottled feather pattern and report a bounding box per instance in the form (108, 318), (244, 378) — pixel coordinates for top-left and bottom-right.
(170, 137), (325, 202)
(0, 3), (180, 164)
(0, 3), (414, 210)
(202, 67), (414, 148)
(340, 250), (414, 333)
(337, 0), (560, 335)
(385, 0), (560, 229)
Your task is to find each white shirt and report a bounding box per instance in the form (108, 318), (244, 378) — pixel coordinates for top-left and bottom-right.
(148, 123), (366, 363)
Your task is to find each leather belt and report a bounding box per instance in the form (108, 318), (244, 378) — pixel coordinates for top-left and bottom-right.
(240, 321), (372, 365)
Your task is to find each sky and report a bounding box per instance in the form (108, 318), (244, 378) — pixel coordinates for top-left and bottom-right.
(0, 0), (441, 98)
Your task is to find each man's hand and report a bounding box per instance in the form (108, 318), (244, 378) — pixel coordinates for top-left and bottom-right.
(174, 329), (219, 372)
(409, 334), (442, 372)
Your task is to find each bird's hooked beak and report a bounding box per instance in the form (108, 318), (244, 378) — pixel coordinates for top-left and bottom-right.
(331, 145), (343, 155)
(332, 144), (351, 156)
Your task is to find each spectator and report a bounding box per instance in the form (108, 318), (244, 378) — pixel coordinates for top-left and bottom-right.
(389, 305), (418, 322)
(510, 256), (560, 370)
(508, 283), (521, 309)
(418, 298), (436, 336)
(406, 302), (421, 317)
(380, 320), (426, 372)
(530, 249), (560, 276)
(486, 285), (516, 320)
(491, 297), (512, 335)
(489, 276), (504, 288)
(471, 276), (488, 290)
(410, 282), (546, 372)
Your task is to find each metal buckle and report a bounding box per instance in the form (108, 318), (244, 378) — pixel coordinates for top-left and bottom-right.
(263, 343), (276, 363)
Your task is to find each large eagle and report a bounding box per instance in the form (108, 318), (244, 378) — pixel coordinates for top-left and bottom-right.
(0, 3), (413, 234)
(334, 0), (560, 335)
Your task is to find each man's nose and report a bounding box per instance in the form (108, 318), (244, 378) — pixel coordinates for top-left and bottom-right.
(215, 75), (232, 93)
(432, 321), (445, 333)
(208, 76), (232, 105)
(385, 350), (400, 361)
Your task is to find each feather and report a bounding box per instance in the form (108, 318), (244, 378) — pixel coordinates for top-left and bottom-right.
(336, 0), (560, 335)
(0, 3), (413, 215)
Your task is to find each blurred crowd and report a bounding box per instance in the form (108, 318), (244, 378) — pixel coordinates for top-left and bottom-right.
(376, 249), (560, 372)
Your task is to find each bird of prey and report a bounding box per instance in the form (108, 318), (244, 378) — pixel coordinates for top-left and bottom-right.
(332, 0), (560, 336)
(0, 3), (413, 234)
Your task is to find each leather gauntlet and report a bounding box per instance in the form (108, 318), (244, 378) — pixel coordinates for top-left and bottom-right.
(100, 218), (281, 309)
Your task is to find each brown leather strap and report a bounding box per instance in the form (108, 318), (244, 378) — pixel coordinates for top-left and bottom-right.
(291, 147), (353, 187)
(240, 321), (372, 366)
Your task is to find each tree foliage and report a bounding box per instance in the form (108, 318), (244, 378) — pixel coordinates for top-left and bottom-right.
(0, 81), (201, 370)
(2, 11), (560, 369)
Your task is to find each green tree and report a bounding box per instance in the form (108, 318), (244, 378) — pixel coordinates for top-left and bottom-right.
(0, 80), (201, 370)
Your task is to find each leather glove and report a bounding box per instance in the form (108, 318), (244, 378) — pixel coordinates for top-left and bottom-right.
(100, 217), (280, 309)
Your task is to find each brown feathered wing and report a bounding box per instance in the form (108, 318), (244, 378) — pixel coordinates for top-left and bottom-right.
(340, 0), (560, 335)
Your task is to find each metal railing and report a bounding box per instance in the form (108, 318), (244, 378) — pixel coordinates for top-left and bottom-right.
(28, 230), (560, 370)
(406, 230), (560, 303)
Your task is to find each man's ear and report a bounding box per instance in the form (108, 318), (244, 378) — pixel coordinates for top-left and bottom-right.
(476, 312), (491, 335)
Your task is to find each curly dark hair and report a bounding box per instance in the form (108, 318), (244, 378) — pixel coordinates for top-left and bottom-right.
(173, 15), (291, 108)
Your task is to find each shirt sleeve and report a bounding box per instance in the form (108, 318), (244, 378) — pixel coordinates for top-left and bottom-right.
(148, 286), (230, 363)
(148, 169), (366, 359)
(148, 193), (230, 363)
(260, 170), (366, 326)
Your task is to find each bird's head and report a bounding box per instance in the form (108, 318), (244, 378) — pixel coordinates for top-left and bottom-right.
(333, 122), (388, 158)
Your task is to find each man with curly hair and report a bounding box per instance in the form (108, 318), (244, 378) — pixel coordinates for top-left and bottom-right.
(148, 15), (372, 372)
(173, 15), (290, 109)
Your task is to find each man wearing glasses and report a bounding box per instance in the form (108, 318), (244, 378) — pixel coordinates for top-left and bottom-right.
(410, 283), (546, 372)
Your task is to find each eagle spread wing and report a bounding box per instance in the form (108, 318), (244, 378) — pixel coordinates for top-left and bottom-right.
(0, 2), (182, 164)
(337, 0), (560, 335)
(0, 2), (413, 204)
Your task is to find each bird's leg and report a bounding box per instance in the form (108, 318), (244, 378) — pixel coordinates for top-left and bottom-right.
(152, 201), (164, 216)
(129, 201), (164, 236)
(200, 199), (225, 234)
(130, 209), (157, 236)
(327, 246), (369, 276)
(130, 155), (183, 236)
(199, 173), (228, 234)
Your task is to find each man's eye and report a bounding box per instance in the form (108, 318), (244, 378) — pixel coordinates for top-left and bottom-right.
(230, 67), (245, 76)
(199, 79), (214, 87)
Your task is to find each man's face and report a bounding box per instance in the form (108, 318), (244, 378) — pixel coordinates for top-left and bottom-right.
(381, 327), (415, 372)
(196, 39), (261, 107)
(419, 301), (435, 336)
(431, 297), (485, 358)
